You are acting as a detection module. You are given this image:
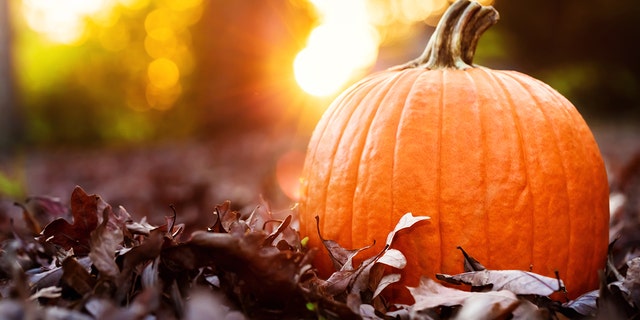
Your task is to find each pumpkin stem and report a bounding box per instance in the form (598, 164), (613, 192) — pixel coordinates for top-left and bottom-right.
(398, 0), (499, 70)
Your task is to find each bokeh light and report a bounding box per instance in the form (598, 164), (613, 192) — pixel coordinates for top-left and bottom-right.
(21, 0), (117, 45)
(16, 0), (204, 116)
(148, 58), (180, 90)
(276, 150), (306, 201)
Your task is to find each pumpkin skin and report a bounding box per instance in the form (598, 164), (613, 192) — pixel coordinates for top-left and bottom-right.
(297, 0), (609, 302)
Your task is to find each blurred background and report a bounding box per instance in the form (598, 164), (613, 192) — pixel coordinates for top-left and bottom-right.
(0, 0), (639, 231)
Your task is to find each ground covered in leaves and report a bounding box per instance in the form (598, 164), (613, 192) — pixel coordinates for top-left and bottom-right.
(0, 125), (640, 319)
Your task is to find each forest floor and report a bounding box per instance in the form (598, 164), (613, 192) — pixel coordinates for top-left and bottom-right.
(1, 122), (639, 235)
(0, 121), (639, 319)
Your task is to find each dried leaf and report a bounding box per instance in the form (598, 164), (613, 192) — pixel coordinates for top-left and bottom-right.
(375, 248), (406, 270)
(622, 257), (640, 307)
(373, 273), (401, 299)
(437, 270), (563, 296)
(600, 278), (634, 319)
(409, 277), (519, 318)
(184, 289), (245, 320)
(29, 256), (93, 292)
(315, 216), (376, 272)
(89, 206), (123, 279)
(29, 286), (62, 300)
(115, 228), (164, 302)
(562, 290), (598, 316)
(511, 298), (549, 320)
(209, 200), (240, 233)
(384, 212), (430, 247)
(317, 212), (429, 317)
(16, 195), (69, 235)
(61, 256), (95, 296)
(40, 186), (101, 255)
(263, 214), (292, 246)
(457, 246), (486, 272)
(324, 269), (359, 296)
(125, 215), (155, 236)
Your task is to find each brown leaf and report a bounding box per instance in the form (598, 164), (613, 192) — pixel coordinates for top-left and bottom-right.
(609, 153), (640, 268)
(125, 215), (155, 236)
(384, 212), (430, 247)
(323, 269), (359, 296)
(373, 273), (401, 299)
(29, 286), (62, 300)
(61, 256), (95, 296)
(318, 212), (427, 273)
(29, 256), (93, 292)
(16, 195), (69, 235)
(161, 227), (313, 315)
(317, 212), (427, 316)
(263, 214), (292, 246)
(622, 256), (640, 307)
(40, 186), (101, 256)
(89, 205), (123, 279)
(184, 289), (245, 320)
(115, 228), (164, 303)
(600, 278), (634, 319)
(209, 200), (241, 233)
(375, 248), (406, 270)
(315, 215), (375, 272)
(436, 269), (563, 296)
(457, 246), (486, 272)
(409, 277), (519, 319)
(562, 290), (598, 317)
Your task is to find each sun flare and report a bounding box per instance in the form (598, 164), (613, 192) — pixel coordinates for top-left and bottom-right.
(293, 0), (495, 98)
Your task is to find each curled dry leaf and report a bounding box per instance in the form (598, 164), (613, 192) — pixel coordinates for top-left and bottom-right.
(60, 256), (95, 296)
(437, 246), (564, 298)
(622, 256), (640, 307)
(16, 195), (69, 235)
(315, 212), (429, 316)
(437, 269), (563, 297)
(89, 206), (123, 279)
(409, 277), (520, 319)
(28, 286), (62, 300)
(562, 290), (599, 317)
(457, 246), (486, 272)
(384, 212), (430, 247)
(183, 289), (246, 320)
(40, 186), (101, 256)
(315, 215), (375, 272)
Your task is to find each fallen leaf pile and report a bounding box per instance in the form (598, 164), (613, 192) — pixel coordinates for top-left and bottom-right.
(0, 151), (640, 319)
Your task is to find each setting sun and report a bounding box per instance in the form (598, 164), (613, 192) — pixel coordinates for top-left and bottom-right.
(294, 23), (378, 97)
(293, 0), (495, 98)
(293, 0), (378, 97)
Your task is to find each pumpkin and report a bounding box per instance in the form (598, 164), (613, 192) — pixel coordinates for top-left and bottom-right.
(297, 0), (609, 302)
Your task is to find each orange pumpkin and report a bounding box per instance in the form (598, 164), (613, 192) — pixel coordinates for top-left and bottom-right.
(298, 0), (609, 301)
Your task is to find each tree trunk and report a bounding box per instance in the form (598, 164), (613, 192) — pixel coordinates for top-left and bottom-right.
(0, 0), (21, 151)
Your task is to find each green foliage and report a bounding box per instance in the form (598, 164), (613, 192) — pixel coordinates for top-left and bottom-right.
(12, 0), (203, 146)
(0, 169), (25, 199)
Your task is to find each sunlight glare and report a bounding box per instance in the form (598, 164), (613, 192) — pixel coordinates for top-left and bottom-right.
(294, 0), (379, 97)
(294, 0), (495, 97)
(22, 0), (115, 44)
(294, 23), (378, 97)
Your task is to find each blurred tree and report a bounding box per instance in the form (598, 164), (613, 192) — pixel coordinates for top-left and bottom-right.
(0, 0), (21, 150)
(191, 0), (315, 135)
(7, 0), (638, 148)
(12, 0), (206, 146)
(489, 0), (640, 120)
